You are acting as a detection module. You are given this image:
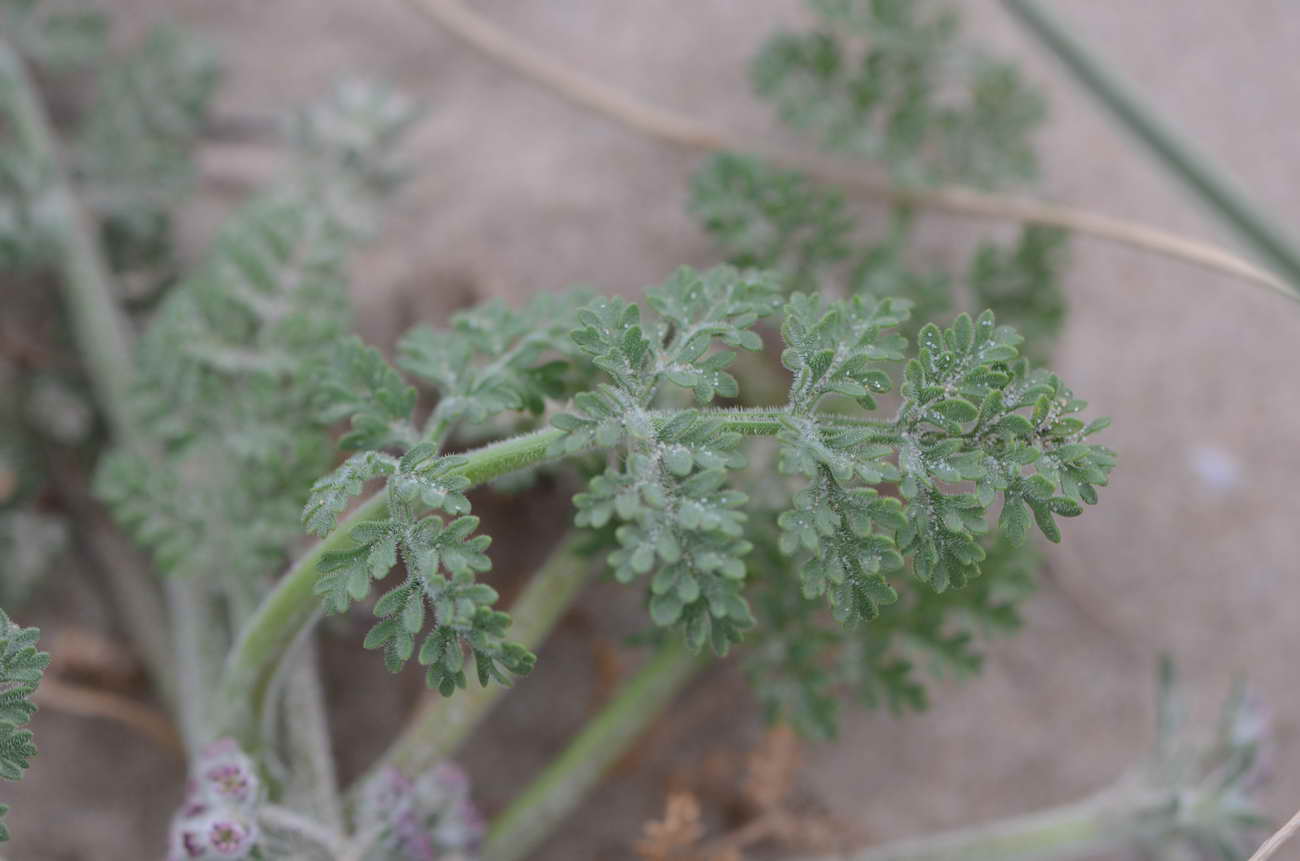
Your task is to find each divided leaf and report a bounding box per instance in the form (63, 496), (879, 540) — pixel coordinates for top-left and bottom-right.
(0, 610), (49, 841)
(398, 291), (590, 430)
(315, 336), (418, 451)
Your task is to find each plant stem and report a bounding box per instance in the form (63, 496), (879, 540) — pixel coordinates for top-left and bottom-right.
(258, 804), (346, 858)
(0, 36), (183, 711)
(280, 641), (343, 830)
(0, 38), (136, 437)
(482, 639), (706, 861)
(1001, 0), (1300, 294)
(166, 578), (227, 748)
(797, 784), (1180, 861)
(356, 533), (594, 789)
(214, 429), (559, 746)
(403, 0), (1294, 300)
(216, 408), (802, 745)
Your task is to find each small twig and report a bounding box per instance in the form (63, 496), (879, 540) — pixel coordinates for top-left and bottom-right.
(35, 676), (184, 756)
(1248, 808), (1300, 861)
(402, 0), (1295, 301)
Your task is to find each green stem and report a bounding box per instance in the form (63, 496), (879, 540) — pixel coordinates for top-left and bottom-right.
(482, 639), (706, 861)
(356, 533), (594, 789)
(214, 427), (560, 744)
(798, 784), (1177, 861)
(216, 408), (805, 745)
(1001, 0), (1300, 294)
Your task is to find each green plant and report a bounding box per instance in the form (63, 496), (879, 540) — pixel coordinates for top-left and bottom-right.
(2, 1), (1286, 859)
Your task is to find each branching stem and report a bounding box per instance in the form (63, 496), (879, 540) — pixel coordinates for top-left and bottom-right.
(217, 407), (821, 746)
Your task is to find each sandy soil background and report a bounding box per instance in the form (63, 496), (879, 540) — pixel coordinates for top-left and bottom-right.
(12, 1), (1300, 858)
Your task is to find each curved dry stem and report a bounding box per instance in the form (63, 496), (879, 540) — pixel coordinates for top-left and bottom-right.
(35, 676), (184, 755)
(1250, 808), (1300, 861)
(402, 0), (1295, 301)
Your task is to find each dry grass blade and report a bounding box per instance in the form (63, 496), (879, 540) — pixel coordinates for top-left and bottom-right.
(35, 676), (184, 755)
(1248, 807), (1300, 861)
(404, 0), (1296, 302)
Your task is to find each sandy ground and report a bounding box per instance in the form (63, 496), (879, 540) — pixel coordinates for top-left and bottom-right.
(12, 1), (1300, 858)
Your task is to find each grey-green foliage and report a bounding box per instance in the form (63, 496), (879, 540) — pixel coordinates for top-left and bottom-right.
(1, 0), (105, 70)
(969, 224), (1068, 362)
(691, 0), (1066, 358)
(689, 152), (854, 292)
(690, 153), (1068, 350)
(96, 81), (414, 594)
(747, 524), (1035, 738)
(303, 292), (592, 695)
(1139, 661), (1270, 859)
(0, 609), (49, 841)
(0, 9), (218, 280)
(754, 0), (1045, 188)
(552, 269), (1111, 659)
(75, 24), (220, 276)
(303, 259), (1111, 711)
(0, 511), (65, 608)
(0, 0), (105, 271)
(0, 353), (89, 608)
(559, 268), (784, 654)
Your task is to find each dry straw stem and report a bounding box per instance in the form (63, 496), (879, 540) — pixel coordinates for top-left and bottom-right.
(34, 676), (184, 754)
(1249, 808), (1300, 861)
(402, 0), (1294, 302)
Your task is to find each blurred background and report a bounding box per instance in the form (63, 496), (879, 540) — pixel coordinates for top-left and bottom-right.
(6, 1), (1300, 858)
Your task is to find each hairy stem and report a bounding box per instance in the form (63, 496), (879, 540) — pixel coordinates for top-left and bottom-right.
(166, 578), (227, 748)
(280, 641), (343, 830)
(0, 37), (184, 712)
(215, 428), (560, 745)
(258, 804), (346, 858)
(1001, 0), (1300, 293)
(797, 784), (1182, 861)
(482, 639), (706, 861)
(217, 408), (801, 745)
(0, 38), (136, 436)
(356, 532), (594, 790)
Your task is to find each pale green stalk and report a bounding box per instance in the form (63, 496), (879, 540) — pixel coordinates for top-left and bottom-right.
(0, 35), (179, 711)
(217, 409), (803, 745)
(482, 639), (706, 861)
(0, 39), (135, 434)
(798, 784), (1179, 861)
(280, 641), (343, 830)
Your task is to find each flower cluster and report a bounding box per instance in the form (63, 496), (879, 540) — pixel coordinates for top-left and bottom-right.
(168, 739), (261, 860)
(357, 763), (485, 860)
